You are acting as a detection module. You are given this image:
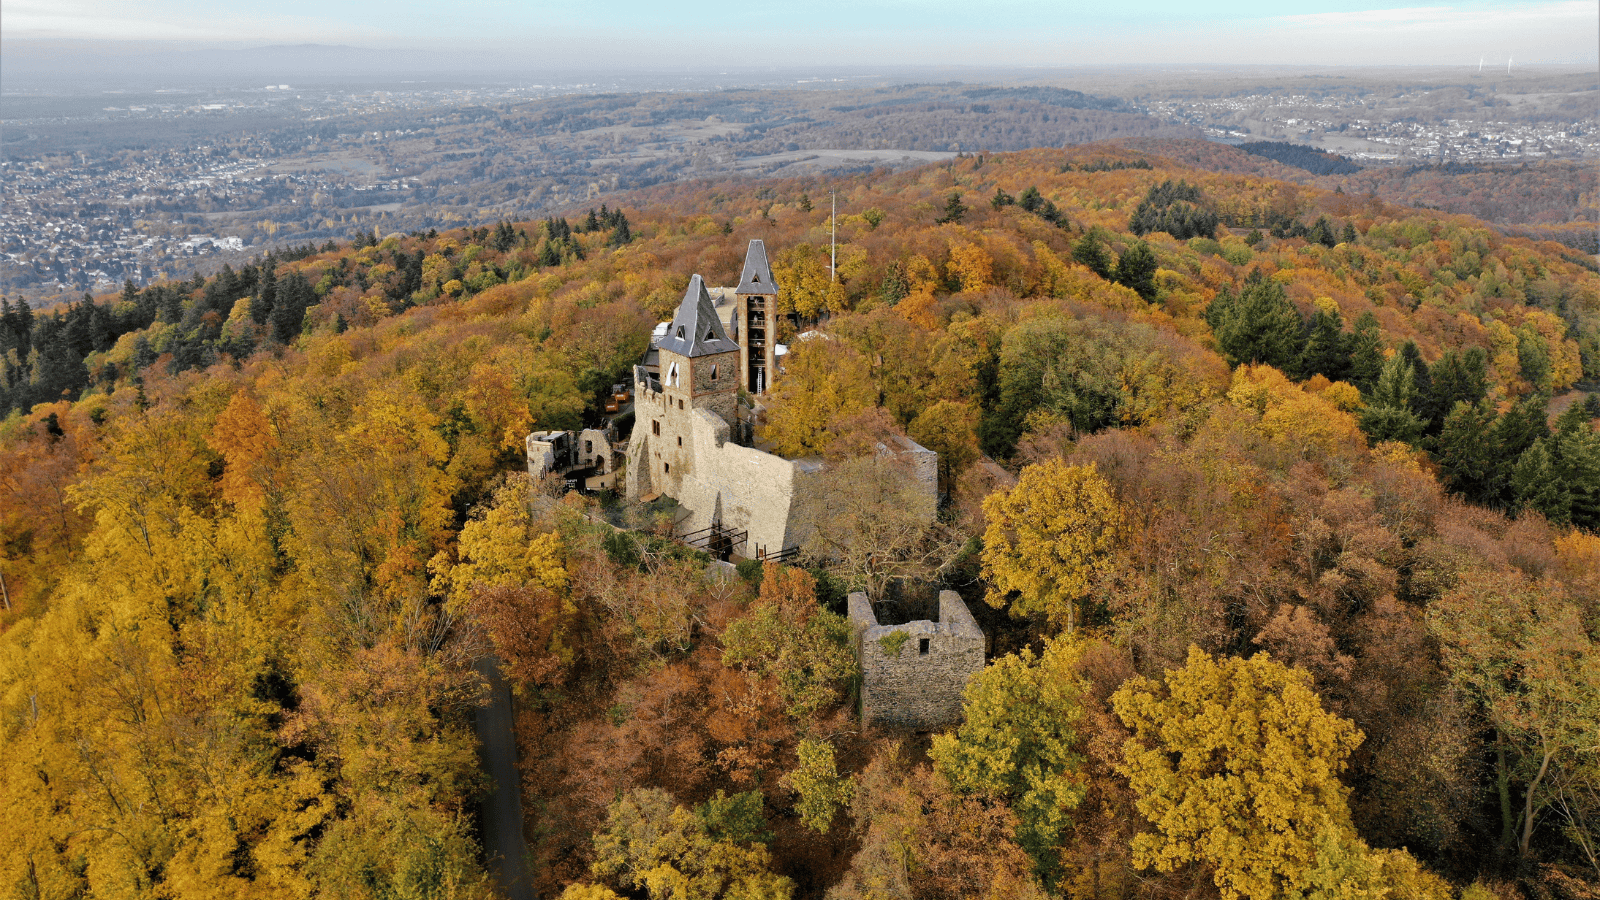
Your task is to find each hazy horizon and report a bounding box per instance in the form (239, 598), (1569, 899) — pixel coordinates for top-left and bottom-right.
(4, 0), (1596, 77)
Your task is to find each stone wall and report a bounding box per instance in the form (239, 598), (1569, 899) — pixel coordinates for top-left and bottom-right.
(887, 434), (939, 523)
(671, 408), (820, 556)
(849, 590), (985, 730)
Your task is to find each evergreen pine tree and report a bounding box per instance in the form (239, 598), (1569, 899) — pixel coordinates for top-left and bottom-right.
(29, 332), (88, 406)
(0, 298), (14, 357)
(1491, 394), (1552, 462)
(271, 271), (313, 344)
(1358, 354), (1425, 445)
(1297, 310), (1351, 382)
(937, 192), (968, 224)
(1073, 232), (1112, 279)
(991, 187), (1015, 209)
(1423, 348), (1489, 434)
(1114, 240), (1159, 301)
(1398, 341), (1431, 417)
(609, 214), (632, 247)
(1434, 400), (1501, 504)
(13, 298), (33, 359)
(1206, 273), (1303, 371)
(1347, 312), (1384, 393)
(1550, 404), (1600, 530)
(1511, 441), (1569, 522)
(253, 262), (278, 326)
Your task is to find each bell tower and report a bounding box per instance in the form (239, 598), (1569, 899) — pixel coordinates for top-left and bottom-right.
(734, 240), (780, 395)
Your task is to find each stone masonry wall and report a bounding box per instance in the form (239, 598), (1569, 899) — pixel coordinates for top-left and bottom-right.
(849, 590), (985, 730)
(672, 409), (816, 556)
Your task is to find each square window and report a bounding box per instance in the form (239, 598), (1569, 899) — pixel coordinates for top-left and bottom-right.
(652, 420), (660, 436)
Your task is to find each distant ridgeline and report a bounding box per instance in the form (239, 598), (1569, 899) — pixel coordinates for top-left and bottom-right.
(1237, 141), (1363, 176)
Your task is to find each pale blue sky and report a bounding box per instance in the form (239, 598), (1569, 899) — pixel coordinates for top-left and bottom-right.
(6, 0), (1596, 66)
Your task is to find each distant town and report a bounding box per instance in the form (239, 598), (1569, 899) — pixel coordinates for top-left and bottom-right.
(4, 70), (1596, 305)
(1145, 90), (1597, 162)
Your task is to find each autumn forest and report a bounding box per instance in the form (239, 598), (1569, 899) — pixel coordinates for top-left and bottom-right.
(2, 138), (1599, 900)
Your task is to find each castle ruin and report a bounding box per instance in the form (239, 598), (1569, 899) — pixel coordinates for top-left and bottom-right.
(848, 590), (985, 729)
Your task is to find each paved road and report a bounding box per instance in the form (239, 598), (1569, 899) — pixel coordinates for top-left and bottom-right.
(474, 657), (536, 900)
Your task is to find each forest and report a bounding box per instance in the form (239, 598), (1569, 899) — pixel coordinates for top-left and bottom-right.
(1236, 142), (1363, 177)
(2, 137), (1599, 900)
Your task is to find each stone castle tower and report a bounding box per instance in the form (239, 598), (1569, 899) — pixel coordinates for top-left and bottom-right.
(639, 274), (741, 498)
(734, 240), (779, 396)
(621, 239), (935, 559)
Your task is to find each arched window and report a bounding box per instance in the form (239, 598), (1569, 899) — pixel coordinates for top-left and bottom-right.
(667, 362), (680, 387)
(709, 364), (719, 381)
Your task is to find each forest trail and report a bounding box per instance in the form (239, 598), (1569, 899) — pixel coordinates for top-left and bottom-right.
(474, 657), (536, 900)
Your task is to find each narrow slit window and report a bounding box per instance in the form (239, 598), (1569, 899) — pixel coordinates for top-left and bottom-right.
(664, 462), (670, 473)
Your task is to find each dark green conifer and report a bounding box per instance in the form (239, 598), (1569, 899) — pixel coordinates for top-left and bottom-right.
(937, 193), (968, 225)
(1206, 272), (1302, 370)
(1435, 400), (1501, 503)
(1511, 441), (1569, 521)
(1297, 310), (1351, 382)
(1113, 240), (1158, 302)
(1073, 232), (1111, 279)
(1550, 403), (1600, 530)
(1359, 354), (1425, 446)
(1347, 312), (1384, 394)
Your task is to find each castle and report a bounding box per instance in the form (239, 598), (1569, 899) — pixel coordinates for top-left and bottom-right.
(528, 239), (978, 728)
(622, 240), (936, 560)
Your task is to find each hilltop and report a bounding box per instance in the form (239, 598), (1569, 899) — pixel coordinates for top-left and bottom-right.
(2, 140), (1600, 900)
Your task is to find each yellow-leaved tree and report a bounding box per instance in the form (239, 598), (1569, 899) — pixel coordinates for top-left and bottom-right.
(1112, 647), (1449, 900)
(759, 339), (875, 459)
(980, 458), (1124, 632)
(930, 634), (1089, 888)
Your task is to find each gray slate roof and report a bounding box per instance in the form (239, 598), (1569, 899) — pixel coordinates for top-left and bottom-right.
(735, 239), (780, 295)
(655, 275), (740, 358)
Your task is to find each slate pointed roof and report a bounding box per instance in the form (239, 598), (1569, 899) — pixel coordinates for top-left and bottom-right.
(735, 239), (780, 296)
(656, 275), (739, 358)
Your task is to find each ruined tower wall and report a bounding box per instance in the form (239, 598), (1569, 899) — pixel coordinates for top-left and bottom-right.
(849, 590), (985, 730)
